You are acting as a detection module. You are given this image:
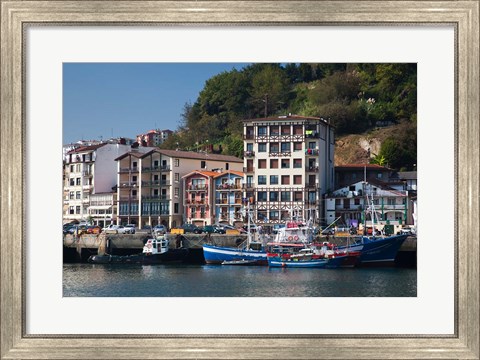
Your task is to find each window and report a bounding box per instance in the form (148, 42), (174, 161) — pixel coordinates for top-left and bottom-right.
(76, 164), (81, 172)
(153, 160), (159, 167)
(70, 178), (75, 186)
(281, 142), (291, 152)
(247, 175), (253, 186)
(174, 203), (179, 214)
(132, 161), (137, 168)
(174, 187), (179, 197)
(270, 159), (278, 169)
(269, 191), (279, 201)
(174, 173), (179, 182)
(246, 143), (253, 151)
(388, 198), (396, 205)
(293, 159), (302, 168)
(281, 125), (290, 135)
(76, 178), (81, 185)
(258, 175), (267, 185)
(270, 125), (279, 135)
(354, 198), (361, 205)
(293, 175), (302, 184)
(225, 163), (229, 170)
(69, 206), (75, 215)
(257, 191), (267, 201)
(308, 142), (316, 149)
(76, 191), (81, 199)
(281, 159), (290, 169)
(76, 206), (81, 214)
(70, 165), (74, 172)
(293, 125), (303, 135)
(270, 175), (278, 185)
(258, 143), (267, 152)
(377, 172), (383, 178)
(258, 159), (267, 169)
(294, 191), (303, 201)
(132, 175), (137, 183)
(258, 126), (267, 136)
(269, 210), (279, 220)
(132, 190), (137, 197)
(69, 191), (74, 199)
(269, 143), (279, 153)
(281, 191), (291, 201)
(293, 142), (302, 151)
(201, 160), (206, 169)
(174, 159), (179, 167)
(281, 175), (290, 185)
(335, 199), (341, 205)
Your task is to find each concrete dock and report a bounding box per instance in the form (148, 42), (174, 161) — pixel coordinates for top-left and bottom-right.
(63, 233), (416, 266)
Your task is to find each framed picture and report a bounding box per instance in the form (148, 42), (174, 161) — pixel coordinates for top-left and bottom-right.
(1, 1), (478, 358)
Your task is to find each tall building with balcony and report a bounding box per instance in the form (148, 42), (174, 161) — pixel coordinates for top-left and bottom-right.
(136, 129), (173, 147)
(243, 114), (335, 228)
(213, 171), (244, 226)
(116, 149), (243, 229)
(63, 143), (132, 223)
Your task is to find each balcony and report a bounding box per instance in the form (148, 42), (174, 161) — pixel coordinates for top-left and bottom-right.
(142, 165), (171, 172)
(141, 180), (171, 187)
(243, 167), (255, 173)
(242, 183), (255, 189)
(120, 182), (138, 188)
(269, 152), (291, 158)
(305, 166), (319, 172)
(82, 170), (92, 177)
(216, 184), (241, 191)
(305, 131), (320, 139)
(244, 151), (255, 158)
(119, 167), (139, 173)
(186, 199), (208, 205)
(305, 149), (319, 156)
(243, 133), (254, 140)
(305, 183), (317, 189)
(142, 195), (170, 201)
(186, 184), (208, 191)
(119, 196), (138, 201)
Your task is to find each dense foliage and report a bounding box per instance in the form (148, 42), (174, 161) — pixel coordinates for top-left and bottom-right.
(160, 63), (417, 170)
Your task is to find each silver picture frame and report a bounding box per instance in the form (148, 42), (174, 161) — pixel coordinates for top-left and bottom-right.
(1, 1), (479, 358)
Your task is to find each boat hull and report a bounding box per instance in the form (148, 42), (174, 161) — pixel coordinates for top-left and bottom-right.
(268, 257), (328, 268)
(337, 234), (409, 265)
(88, 248), (189, 265)
(202, 244), (267, 265)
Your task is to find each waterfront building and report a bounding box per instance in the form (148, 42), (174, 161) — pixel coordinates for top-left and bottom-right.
(213, 170), (244, 226)
(325, 180), (409, 227)
(182, 170), (244, 227)
(136, 129), (173, 147)
(116, 149), (243, 229)
(242, 114), (335, 229)
(63, 143), (133, 223)
(87, 191), (117, 227)
(335, 164), (392, 189)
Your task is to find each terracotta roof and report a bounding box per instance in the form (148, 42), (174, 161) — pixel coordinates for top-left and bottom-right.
(243, 114), (324, 122)
(142, 149), (242, 163)
(67, 143), (105, 154)
(114, 150), (145, 161)
(335, 164), (391, 171)
(181, 170), (221, 179)
(212, 170), (244, 178)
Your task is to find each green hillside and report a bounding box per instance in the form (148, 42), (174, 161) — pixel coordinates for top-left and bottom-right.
(160, 63), (417, 171)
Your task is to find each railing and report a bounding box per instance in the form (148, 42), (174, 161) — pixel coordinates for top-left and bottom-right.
(82, 170), (92, 176)
(243, 134), (254, 140)
(141, 195), (170, 201)
(305, 166), (319, 172)
(305, 149), (319, 156)
(216, 184), (242, 190)
(244, 151), (255, 157)
(243, 167), (255, 173)
(141, 181), (171, 187)
(120, 182), (138, 188)
(142, 165), (171, 172)
(242, 183), (255, 189)
(186, 184), (208, 191)
(269, 151), (291, 158)
(186, 199), (207, 204)
(119, 197), (138, 201)
(119, 167), (139, 173)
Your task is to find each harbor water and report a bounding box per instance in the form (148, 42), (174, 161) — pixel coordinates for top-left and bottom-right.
(63, 263), (416, 297)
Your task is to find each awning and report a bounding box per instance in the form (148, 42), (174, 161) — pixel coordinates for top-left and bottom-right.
(87, 205), (112, 210)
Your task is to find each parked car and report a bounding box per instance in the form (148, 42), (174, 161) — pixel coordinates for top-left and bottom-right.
(216, 224), (246, 233)
(202, 225), (226, 234)
(69, 225), (88, 235)
(181, 223), (202, 234)
(86, 225), (101, 234)
(153, 225), (167, 235)
(103, 224), (129, 234)
(124, 224), (136, 234)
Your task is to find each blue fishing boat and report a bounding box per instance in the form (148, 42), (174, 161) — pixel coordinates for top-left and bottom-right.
(203, 243), (267, 264)
(267, 254), (328, 268)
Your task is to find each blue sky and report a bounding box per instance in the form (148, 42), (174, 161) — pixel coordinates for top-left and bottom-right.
(63, 63), (251, 144)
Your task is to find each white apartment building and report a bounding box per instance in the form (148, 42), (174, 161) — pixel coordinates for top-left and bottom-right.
(325, 180), (409, 227)
(87, 192), (117, 227)
(116, 149), (243, 229)
(243, 114), (335, 228)
(63, 143), (146, 223)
